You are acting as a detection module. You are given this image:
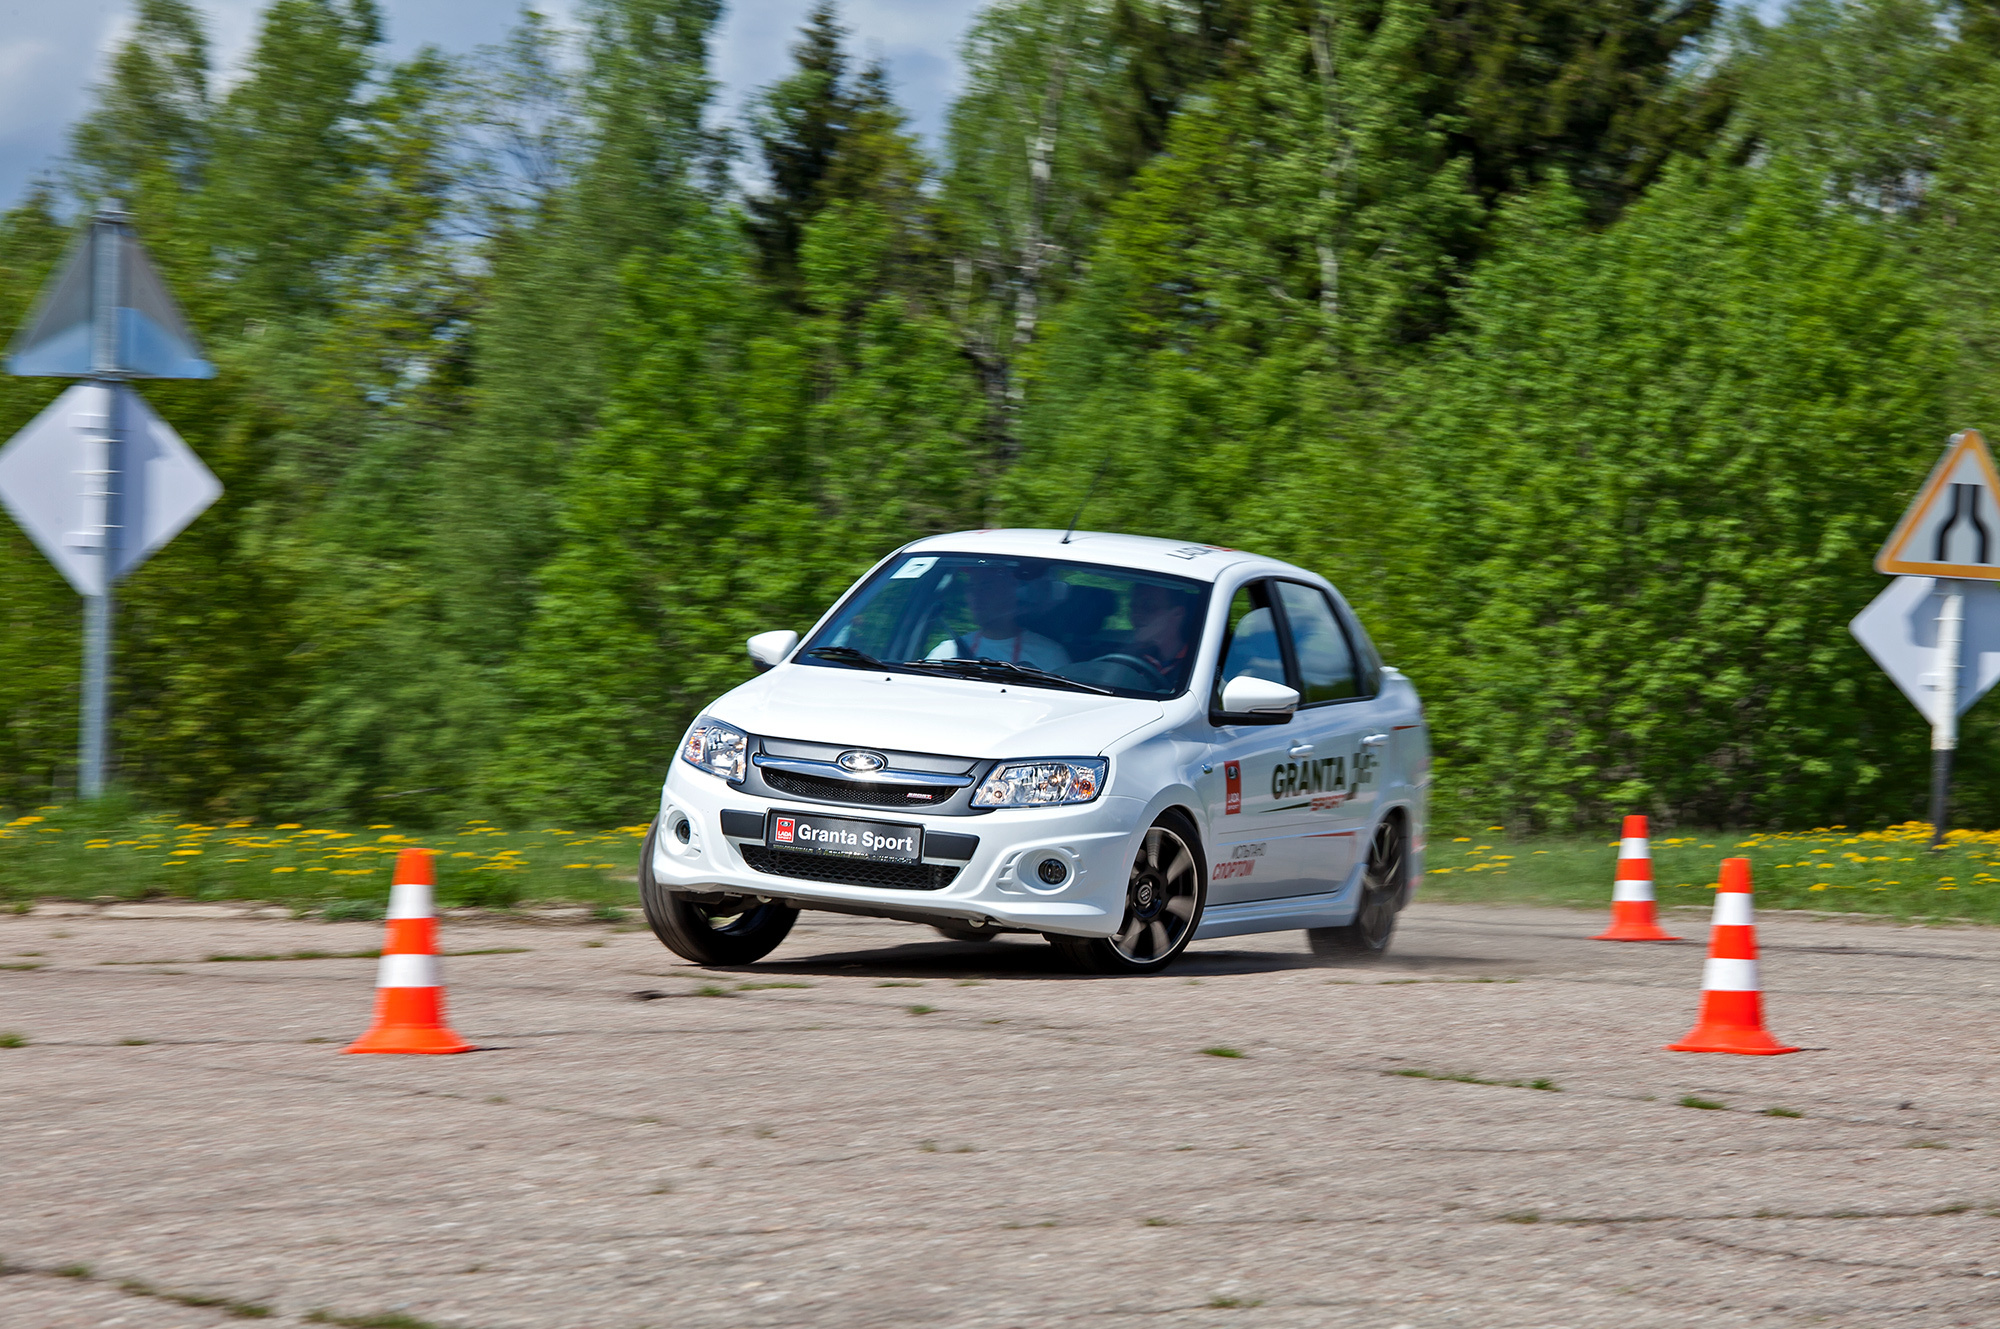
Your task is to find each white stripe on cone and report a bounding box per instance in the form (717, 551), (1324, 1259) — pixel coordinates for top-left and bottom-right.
(377, 952), (441, 988)
(388, 880), (434, 920)
(1711, 893), (1754, 927)
(1701, 957), (1759, 991)
(1619, 837), (1649, 859)
(1613, 881), (1654, 902)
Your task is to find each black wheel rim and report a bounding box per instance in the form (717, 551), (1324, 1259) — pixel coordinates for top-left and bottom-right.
(1355, 820), (1405, 947)
(1111, 826), (1199, 964)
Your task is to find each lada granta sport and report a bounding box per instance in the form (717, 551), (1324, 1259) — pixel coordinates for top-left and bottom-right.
(640, 529), (1429, 975)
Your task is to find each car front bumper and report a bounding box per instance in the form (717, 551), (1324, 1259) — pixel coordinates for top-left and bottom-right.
(651, 764), (1143, 939)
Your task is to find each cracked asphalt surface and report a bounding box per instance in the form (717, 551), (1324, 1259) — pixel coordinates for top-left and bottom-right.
(2, 899), (1998, 1329)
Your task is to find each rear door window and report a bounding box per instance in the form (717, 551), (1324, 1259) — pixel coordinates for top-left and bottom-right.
(1275, 582), (1360, 704)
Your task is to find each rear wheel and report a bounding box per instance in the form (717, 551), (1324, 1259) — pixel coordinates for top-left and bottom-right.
(1051, 811), (1206, 975)
(1308, 815), (1406, 957)
(638, 820), (797, 965)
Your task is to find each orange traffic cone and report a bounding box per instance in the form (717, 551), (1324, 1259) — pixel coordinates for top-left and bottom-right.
(1594, 814), (1679, 941)
(344, 848), (474, 1055)
(1667, 857), (1797, 1055)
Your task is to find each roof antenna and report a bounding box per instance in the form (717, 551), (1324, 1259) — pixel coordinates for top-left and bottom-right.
(1060, 450), (1115, 545)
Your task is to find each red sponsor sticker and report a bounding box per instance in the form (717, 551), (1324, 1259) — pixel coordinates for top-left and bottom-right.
(1224, 761), (1241, 815)
(774, 816), (795, 843)
(1213, 859), (1255, 879)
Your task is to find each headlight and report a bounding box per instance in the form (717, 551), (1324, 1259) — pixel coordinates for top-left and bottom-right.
(972, 758), (1107, 808)
(680, 718), (749, 783)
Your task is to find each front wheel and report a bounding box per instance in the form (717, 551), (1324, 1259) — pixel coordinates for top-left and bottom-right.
(1051, 811), (1206, 975)
(638, 821), (797, 965)
(1308, 815), (1406, 957)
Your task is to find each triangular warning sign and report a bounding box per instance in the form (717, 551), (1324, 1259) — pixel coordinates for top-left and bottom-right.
(6, 213), (213, 380)
(1878, 430), (2000, 580)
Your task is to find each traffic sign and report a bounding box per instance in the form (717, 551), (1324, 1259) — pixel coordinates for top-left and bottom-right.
(1849, 575), (2000, 725)
(7, 219), (213, 379)
(1876, 430), (2000, 578)
(3, 204), (222, 799)
(0, 382), (220, 596)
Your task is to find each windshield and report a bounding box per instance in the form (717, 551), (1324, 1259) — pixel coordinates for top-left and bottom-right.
(801, 552), (1212, 700)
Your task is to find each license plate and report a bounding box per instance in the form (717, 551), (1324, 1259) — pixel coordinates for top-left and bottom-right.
(767, 810), (923, 862)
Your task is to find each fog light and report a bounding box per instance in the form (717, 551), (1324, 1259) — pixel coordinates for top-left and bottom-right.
(1036, 857), (1068, 886)
(672, 815), (691, 844)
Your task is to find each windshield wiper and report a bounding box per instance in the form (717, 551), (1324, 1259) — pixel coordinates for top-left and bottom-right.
(904, 656), (1113, 696)
(804, 645), (888, 670)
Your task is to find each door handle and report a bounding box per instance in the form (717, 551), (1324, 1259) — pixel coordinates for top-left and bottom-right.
(1361, 733), (1388, 748)
(1288, 741), (1314, 757)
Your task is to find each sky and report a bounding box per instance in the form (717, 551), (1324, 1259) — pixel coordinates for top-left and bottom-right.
(0, 0), (988, 211)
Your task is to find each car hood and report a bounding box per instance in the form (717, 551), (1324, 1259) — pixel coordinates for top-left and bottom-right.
(711, 664), (1166, 759)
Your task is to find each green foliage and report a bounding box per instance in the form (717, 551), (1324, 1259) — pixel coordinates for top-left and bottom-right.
(0, 801), (645, 910)
(1394, 161), (1951, 827)
(2, 0), (1998, 836)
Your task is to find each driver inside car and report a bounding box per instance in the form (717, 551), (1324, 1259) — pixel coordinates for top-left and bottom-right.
(926, 563), (1073, 671)
(1125, 579), (1196, 678)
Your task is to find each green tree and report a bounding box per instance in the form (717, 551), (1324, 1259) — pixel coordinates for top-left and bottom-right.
(1391, 161), (1954, 828)
(0, 192), (77, 807)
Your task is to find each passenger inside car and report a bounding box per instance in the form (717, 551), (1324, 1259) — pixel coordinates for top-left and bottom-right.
(926, 563), (1073, 671)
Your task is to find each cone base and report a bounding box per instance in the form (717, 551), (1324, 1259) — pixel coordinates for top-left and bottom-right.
(344, 1023), (475, 1055)
(1667, 1022), (1798, 1055)
(1593, 924), (1681, 941)
(343, 986), (473, 1054)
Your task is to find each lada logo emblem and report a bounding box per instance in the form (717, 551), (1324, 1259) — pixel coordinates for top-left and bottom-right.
(837, 750), (888, 773)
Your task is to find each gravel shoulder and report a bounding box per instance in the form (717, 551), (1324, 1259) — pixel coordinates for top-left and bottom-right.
(2, 900), (1997, 1329)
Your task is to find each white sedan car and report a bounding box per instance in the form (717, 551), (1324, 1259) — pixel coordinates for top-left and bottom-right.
(641, 529), (1428, 974)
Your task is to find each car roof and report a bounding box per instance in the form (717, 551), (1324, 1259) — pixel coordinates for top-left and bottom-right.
(899, 529), (1311, 586)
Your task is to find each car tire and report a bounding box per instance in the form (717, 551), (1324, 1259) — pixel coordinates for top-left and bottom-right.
(638, 820), (798, 965)
(1051, 809), (1206, 975)
(1308, 814), (1406, 957)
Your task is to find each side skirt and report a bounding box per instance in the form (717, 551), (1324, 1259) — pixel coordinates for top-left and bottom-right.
(1193, 864), (1363, 941)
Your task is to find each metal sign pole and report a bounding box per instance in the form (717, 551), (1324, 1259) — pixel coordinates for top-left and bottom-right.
(1929, 580), (1965, 847)
(80, 209), (124, 800)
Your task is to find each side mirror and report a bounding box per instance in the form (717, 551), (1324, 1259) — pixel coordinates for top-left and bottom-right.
(747, 629), (800, 673)
(1214, 675), (1300, 726)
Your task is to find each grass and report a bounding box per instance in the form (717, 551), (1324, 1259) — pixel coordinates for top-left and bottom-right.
(906, 1003), (937, 1015)
(0, 797), (647, 914)
(1679, 1095), (1727, 1110)
(1199, 1046), (1245, 1058)
(0, 1031), (26, 1048)
(1762, 1106), (1804, 1118)
(1421, 820), (2000, 923)
(306, 1312), (454, 1329)
(1207, 1295), (1263, 1308)
(1388, 1068), (1561, 1091)
(119, 1279), (271, 1319)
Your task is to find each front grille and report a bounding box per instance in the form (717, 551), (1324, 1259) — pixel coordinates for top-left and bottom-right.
(741, 845), (960, 891)
(763, 768), (953, 808)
